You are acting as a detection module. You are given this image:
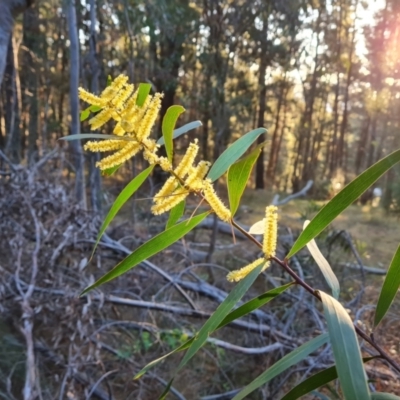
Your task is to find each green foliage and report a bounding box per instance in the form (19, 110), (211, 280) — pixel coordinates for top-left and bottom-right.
(375, 244), (400, 327)
(161, 105), (185, 162)
(136, 83), (152, 106)
(305, 221), (340, 299)
(81, 212), (209, 295)
(227, 144), (263, 216)
(320, 291), (370, 399)
(157, 121), (202, 145)
(176, 263), (264, 373)
(166, 200), (185, 229)
(207, 128), (266, 182)
(281, 357), (375, 400)
(232, 334), (329, 400)
(91, 165), (154, 257)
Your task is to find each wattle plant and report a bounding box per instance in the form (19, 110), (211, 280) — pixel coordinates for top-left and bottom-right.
(62, 75), (400, 400)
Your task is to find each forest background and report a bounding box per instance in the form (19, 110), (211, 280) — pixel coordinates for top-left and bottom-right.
(1, 0), (400, 399)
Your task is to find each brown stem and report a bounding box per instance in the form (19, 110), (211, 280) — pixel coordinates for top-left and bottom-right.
(230, 220), (400, 374)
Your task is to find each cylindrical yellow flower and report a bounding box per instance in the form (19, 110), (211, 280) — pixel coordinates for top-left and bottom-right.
(262, 205), (278, 257)
(136, 93), (163, 141)
(151, 188), (189, 215)
(84, 140), (125, 152)
(227, 258), (268, 282)
(174, 140), (199, 178)
(88, 108), (114, 130)
(111, 83), (134, 108)
(99, 75), (129, 102)
(185, 161), (210, 191)
(203, 179), (231, 222)
(78, 88), (106, 107)
(96, 142), (142, 170)
(153, 176), (178, 204)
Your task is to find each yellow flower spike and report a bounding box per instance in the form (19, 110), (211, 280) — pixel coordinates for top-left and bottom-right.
(227, 258), (269, 282)
(78, 88), (106, 107)
(111, 83), (134, 108)
(136, 93), (163, 141)
(262, 205), (278, 257)
(142, 138), (158, 152)
(185, 161), (211, 191)
(99, 74), (129, 102)
(88, 108), (114, 130)
(113, 122), (126, 136)
(123, 89), (139, 115)
(203, 179), (231, 222)
(96, 141), (142, 171)
(142, 149), (162, 166)
(158, 156), (173, 172)
(84, 140), (125, 152)
(124, 94), (152, 125)
(174, 140), (199, 178)
(153, 176), (179, 204)
(151, 188), (189, 215)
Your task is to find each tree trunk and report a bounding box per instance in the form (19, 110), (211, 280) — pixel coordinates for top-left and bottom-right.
(66, 0), (87, 208)
(22, 2), (39, 165)
(0, 0), (34, 89)
(4, 36), (22, 163)
(266, 78), (286, 183)
(88, 0), (102, 213)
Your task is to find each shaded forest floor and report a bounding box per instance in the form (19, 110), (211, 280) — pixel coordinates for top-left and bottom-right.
(1, 166), (399, 399)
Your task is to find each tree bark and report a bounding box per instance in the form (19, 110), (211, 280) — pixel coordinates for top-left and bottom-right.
(66, 0), (87, 208)
(0, 0), (34, 89)
(88, 0), (102, 213)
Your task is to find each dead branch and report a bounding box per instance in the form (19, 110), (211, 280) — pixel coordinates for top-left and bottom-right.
(272, 180), (313, 206)
(340, 262), (386, 275)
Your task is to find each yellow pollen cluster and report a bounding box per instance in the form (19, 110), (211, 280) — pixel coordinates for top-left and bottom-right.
(226, 258), (269, 282)
(262, 206), (278, 257)
(84, 140), (126, 152)
(203, 179), (231, 222)
(78, 74), (164, 171)
(96, 142), (142, 171)
(151, 141), (210, 215)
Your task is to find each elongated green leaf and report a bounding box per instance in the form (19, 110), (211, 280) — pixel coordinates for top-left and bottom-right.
(374, 244), (400, 327)
(162, 105), (185, 162)
(281, 357), (375, 400)
(319, 291), (370, 400)
(157, 120), (202, 145)
(218, 282), (294, 329)
(228, 144), (263, 216)
(81, 212), (209, 295)
(134, 338), (194, 379)
(176, 263), (265, 372)
(371, 394), (400, 400)
(80, 109), (90, 121)
(232, 333), (329, 400)
(207, 128), (267, 182)
(304, 220), (340, 299)
(102, 164), (122, 176)
(135, 283), (292, 379)
(136, 83), (152, 107)
(91, 166), (154, 257)
(166, 200), (185, 229)
(89, 105), (102, 112)
(59, 134), (137, 142)
(287, 149), (400, 258)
